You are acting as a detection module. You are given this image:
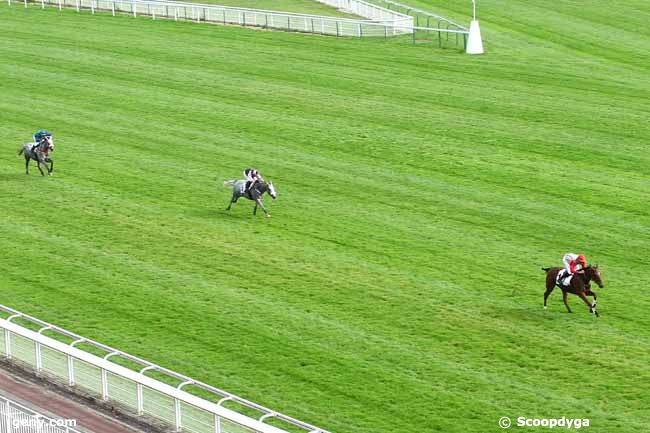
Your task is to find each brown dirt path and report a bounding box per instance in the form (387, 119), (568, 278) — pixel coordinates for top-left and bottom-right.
(0, 367), (142, 433)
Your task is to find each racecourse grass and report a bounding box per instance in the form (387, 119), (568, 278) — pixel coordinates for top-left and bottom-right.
(1, 2), (650, 433)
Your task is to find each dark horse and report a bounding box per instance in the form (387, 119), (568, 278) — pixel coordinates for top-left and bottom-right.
(18, 137), (55, 176)
(223, 179), (277, 217)
(542, 265), (604, 317)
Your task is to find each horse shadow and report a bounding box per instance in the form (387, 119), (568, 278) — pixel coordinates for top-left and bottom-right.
(0, 173), (40, 182)
(182, 207), (265, 221)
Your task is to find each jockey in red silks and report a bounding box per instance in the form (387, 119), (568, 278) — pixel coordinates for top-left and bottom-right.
(558, 253), (587, 286)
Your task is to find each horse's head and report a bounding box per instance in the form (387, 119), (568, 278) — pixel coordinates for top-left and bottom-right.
(41, 136), (54, 153)
(266, 181), (277, 200)
(586, 265), (604, 288)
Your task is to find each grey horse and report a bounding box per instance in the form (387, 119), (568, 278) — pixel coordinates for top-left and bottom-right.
(223, 179), (277, 217)
(18, 137), (55, 176)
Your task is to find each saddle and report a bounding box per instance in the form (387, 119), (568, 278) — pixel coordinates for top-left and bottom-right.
(556, 270), (573, 288)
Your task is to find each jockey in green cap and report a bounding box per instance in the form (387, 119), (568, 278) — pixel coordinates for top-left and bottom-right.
(33, 129), (53, 145)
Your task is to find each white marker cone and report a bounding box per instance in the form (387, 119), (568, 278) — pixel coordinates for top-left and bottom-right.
(466, 20), (484, 54)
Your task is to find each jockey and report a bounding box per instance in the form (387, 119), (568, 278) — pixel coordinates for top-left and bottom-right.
(243, 168), (262, 193)
(558, 253), (587, 285)
(32, 129), (53, 154)
(33, 129), (53, 145)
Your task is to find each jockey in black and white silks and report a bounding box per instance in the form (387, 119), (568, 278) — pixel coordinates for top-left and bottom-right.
(243, 168), (261, 193)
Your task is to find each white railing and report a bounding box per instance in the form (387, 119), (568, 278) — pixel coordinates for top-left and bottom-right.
(0, 305), (331, 433)
(314, 0), (412, 28)
(368, 0), (466, 31)
(0, 394), (83, 433)
(7, 0), (414, 36)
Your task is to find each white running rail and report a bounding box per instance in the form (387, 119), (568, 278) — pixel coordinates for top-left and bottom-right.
(367, 0), (466, 30)
(314, 0), (412, 27)
(0, 394), (83, 433)
(0, 305), (331, 433)
(7, 0), (413, 36)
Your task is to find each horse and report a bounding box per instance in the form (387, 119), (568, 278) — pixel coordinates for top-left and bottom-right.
(223, 179), (277, 217)
(18, 137), (55, 176)
(542, 265), (604, 317)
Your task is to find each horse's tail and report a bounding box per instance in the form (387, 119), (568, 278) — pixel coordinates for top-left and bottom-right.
(542, 267), (551, 273)
(223, 180), (235, 188)
(17, 147), (24, 156)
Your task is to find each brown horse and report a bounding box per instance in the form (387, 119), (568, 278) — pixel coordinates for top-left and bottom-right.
(542, 265), (604, 317)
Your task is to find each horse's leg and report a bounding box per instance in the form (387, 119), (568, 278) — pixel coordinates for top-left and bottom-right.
(562, 291), (572, 313)
(226, 193), (236, 210)
(584, 288), (597, 311)
(578, 292), (598, 316)
(590, 290), (597, 306)
(25, 156), (30, 175)
(253, 202), (258, 215)
(48, 159), (54, 175)
(36, 159), (45, 176)
(543, 286), (554, 309)
(255, 199), (269, 217)
(543, 271), (557, 309)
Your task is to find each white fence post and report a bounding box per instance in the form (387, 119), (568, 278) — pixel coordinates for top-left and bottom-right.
(101, 368), (109, 400)
(214, 414), (221, 433)
(35, 341), (42, 373)
(3, 330), (10, 359)
(67, 355), (75, 386)
(136, 383), (144, 415)
(174, 398), (182, 432)
(111, 1), (114, 15)
(3, 400), (11, 433)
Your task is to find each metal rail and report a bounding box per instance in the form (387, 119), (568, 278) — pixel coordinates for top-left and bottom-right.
(0, 304), (330, 433)
(370, 0), (467, 30)
(0, 394), (84, 433)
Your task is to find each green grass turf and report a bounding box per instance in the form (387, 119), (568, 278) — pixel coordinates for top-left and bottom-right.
(1, 2), (650, 433)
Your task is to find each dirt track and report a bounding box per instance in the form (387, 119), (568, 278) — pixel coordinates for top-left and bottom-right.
(0, 365), (144, 433)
